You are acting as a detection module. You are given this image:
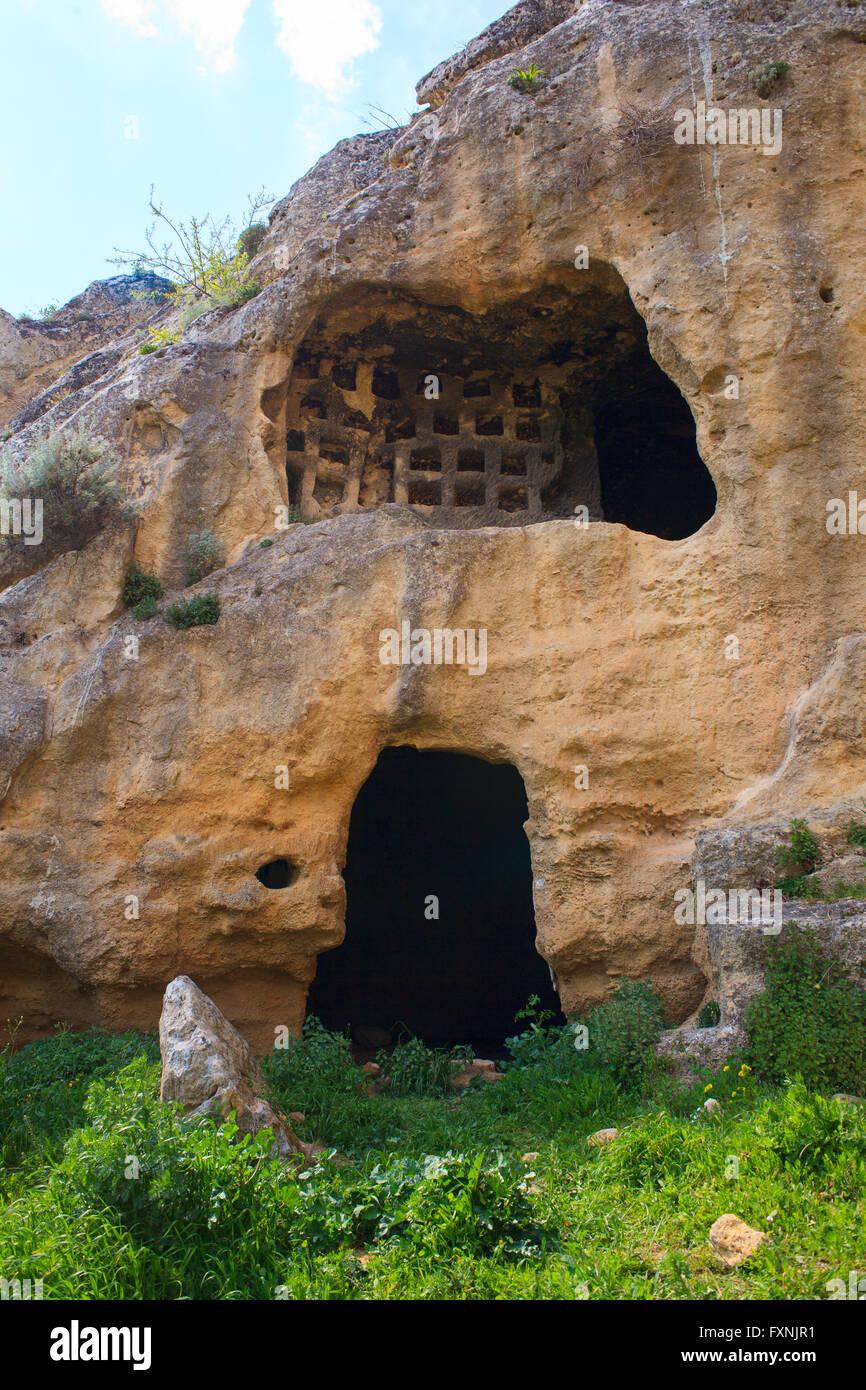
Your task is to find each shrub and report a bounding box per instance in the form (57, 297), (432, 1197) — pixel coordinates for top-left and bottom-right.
(112, 187), (272, 316)
(744, 923), (866, 1091)
(133, 595), (159, 620)
(184, 528), (225, 585)
(776, 818), (819, 878)
(60, 1058), (292, 1245)
(236, 223), (267, 258)
(0, 426), (124, 569)
(777, 872), (821, 900)
(504, 995), (578, 1072)
(585, 979), (666, 1084)
(507, 64), (544, 94)
(753, 1079), (866, 1176)
(356, 1151), (551, 1258)
(164, 593), (220, 629)
(377, 1034), (474, 1098)
(138, 325), (180, 355)
(122, 562), (163, 608)
(750, 60), (789, 98)
(846, 804), (866, 850)
(696, 1000), (721, 1028)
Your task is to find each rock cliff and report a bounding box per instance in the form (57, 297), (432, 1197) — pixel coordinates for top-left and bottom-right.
(2, 0), (865, 1049)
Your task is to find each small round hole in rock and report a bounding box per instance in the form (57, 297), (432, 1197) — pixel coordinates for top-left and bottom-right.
(255, 858), (298, 889)
(819, 285), (835, 303)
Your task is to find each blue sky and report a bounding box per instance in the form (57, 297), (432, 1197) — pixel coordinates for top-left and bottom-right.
(0, 0), (506, 316)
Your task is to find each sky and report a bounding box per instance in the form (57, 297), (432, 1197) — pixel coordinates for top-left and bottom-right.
(0, 0), (507, 316)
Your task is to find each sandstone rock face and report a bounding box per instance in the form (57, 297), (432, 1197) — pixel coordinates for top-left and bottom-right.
(158, 975), (304, 1156)
(0, 274), (172, 432)
(2, 0), (866, 1051)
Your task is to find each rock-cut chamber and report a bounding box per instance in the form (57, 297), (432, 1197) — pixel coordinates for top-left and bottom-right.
(261, 265), (717, 539)
(308, 747), (561, 1048)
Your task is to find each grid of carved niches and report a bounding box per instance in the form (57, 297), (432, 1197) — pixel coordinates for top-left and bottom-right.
(284, 357), (565, 522)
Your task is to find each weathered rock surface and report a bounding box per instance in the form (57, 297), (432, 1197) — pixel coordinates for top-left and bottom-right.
(158, 975), (306, 1157)
(708, 1213), (767, 1268)
(450, 1058), (504, 1088)
(1, 0), (866, 1050)
(0, 274), (172, 432)
(587, 1127), (618, 1147)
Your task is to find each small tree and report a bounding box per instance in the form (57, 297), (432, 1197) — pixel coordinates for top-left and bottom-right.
(112, 186), (273, 322)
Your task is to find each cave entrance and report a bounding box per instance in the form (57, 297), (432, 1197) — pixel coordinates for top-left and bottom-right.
(308, 746), (561, 1050)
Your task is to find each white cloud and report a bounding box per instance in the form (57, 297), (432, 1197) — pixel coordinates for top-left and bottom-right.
(101, 0), (253, 74)
(272, 0), (382, 100)
(101, 0), (158, 38)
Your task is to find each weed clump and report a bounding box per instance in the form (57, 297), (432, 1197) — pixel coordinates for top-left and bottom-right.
(697, 1000), (721, 1028)
(164, 593), (220, 629)
(744, 923), (866, 1091)
(585, 979), (666, 1084)
(184, 528), (225, 585)
(507, 64), (544, 94)
(376, 1034), (474, 1098)
(122, 562), (163, 609)
(750, 60), (789, 97)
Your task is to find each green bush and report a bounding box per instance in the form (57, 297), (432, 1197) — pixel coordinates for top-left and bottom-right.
(138, 325), (180, 355)
(184, 528), (226, 585)
(122, 561), (163, 608)
(846, 805), (866, 850)
(164, 592), (220, 629)
(754, 1079), (866, 1176)
(507, 64), (544, 94)
(0, 426), (124, 569)
(236, 223), (267, 258)
(351, 1151), (551, 1259)
(504, 995), (580, 1072)
(133, 594), (159, 620)
(585, 979), (666, 1084)
(744, 923), (866, 1091)
(750, 60), (789, 98)
(776, 818), (819, 878)
(777, 872), (821, 900)
(696, 1000), (721, 1028)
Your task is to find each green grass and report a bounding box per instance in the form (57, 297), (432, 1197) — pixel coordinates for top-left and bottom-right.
(1, 1000), (864, 1300)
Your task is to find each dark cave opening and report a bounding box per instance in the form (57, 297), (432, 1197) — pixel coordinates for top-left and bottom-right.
(594, 373), (717, 540)
(308, 746), (561, 1049)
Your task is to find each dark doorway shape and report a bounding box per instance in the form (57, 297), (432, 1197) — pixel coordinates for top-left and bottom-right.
(308, 747), (561, 1049)
(594, 371), (717, 540)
